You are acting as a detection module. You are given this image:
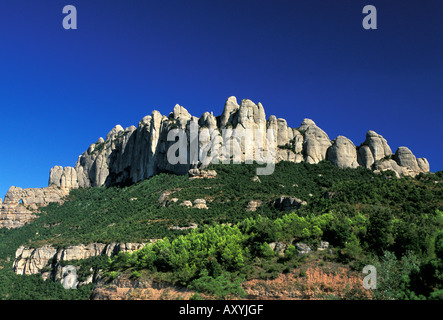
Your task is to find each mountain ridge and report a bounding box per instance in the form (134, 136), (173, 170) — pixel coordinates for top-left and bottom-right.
(46, 96), (430, 190)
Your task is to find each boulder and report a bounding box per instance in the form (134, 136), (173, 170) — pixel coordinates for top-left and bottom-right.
(188, 169), (217, 180)
(295, 243), (312, 255)
(251, 175), (261, 183)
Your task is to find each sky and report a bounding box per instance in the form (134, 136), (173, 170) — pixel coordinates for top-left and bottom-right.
(0, 0), (442, 199)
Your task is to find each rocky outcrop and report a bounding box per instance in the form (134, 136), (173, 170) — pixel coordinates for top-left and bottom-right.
(42, 96), (430, 191)
(394, 147), (429, 174)
(13, 242), (152, 277)
(169, 223), (198, 231)
(360, 130), (393, 164)
(273, 196), (307, 211)
(299, 119), (332, 164)
(246, 200), (262, 212)
(188, 169), (217, 180)
(0, 186), (70, 229)
(193, 198), (208, 209)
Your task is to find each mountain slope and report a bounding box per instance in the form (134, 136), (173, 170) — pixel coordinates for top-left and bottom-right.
(1, 162), (442, 300)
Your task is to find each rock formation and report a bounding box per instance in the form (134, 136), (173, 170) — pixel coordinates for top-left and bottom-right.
(274, 196), (307, 212)
(0, 97), (409, 198)
(0, 186), (70, 229)
(1, 97), (431, 230)
(49, 166), (79, 189)
(46, 97), (429, 190)
(327, 136), (359, 169)
(13, 242), (153, 276)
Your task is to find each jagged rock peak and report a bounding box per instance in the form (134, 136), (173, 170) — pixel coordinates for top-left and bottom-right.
(43, 96), (430, 191)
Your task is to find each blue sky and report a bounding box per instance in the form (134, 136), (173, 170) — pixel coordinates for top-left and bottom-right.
(0, 0), (442, 198)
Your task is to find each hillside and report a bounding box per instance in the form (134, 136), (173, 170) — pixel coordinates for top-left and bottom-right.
(1, 161), (442, 300)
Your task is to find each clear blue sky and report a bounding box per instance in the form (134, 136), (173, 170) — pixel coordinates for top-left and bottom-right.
(0, 0), (442, 199)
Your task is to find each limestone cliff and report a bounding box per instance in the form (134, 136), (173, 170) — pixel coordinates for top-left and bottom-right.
(47, 96), (428, 188)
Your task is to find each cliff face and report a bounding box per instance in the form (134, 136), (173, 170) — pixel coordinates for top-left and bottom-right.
(48, 96), (430, 190)
(0, 186), (70, 229)
(12, 242), (153, 276)
(12, 242), (155, 289)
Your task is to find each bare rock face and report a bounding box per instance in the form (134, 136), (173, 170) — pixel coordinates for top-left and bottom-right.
(49, 166), (79, 189)
(56, 243), (108, 261)
(359, 130), (392, 167)
(417, 158), (430, 173)
(299, 119), (332, 164)
(357, 145), (375, 169)
(327, 136), (359, 169)
(372, 147), (430, 178)
(394, 147), (420, 172)
(220, 96), (240, 128)
(13, 245), (58, 275)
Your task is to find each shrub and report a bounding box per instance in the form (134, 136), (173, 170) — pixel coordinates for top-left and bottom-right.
(188, 270), (246, 299)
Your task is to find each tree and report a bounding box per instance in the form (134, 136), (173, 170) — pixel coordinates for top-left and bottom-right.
(365, 207), (395, 255)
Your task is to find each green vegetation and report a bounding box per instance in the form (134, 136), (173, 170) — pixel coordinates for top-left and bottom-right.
(0, 161), (442, 299)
